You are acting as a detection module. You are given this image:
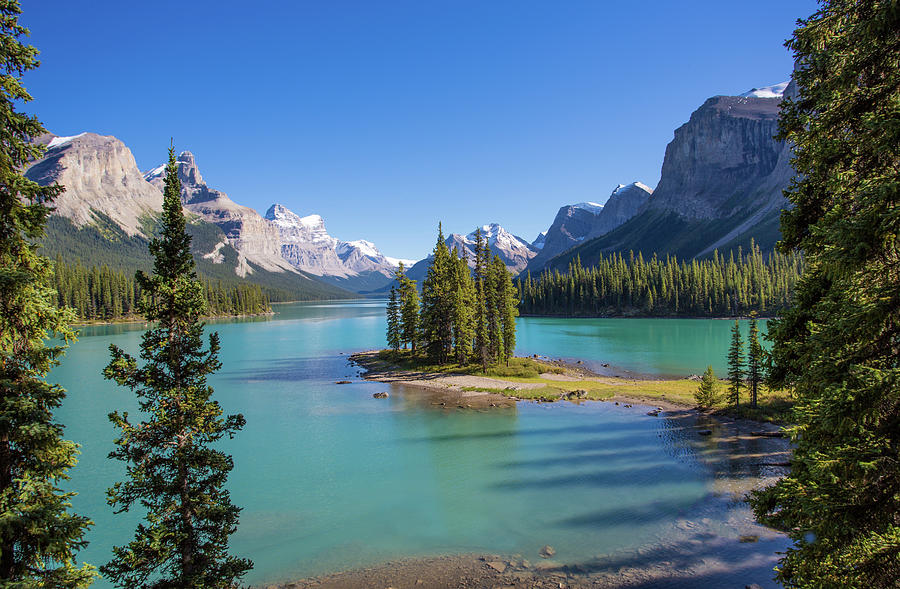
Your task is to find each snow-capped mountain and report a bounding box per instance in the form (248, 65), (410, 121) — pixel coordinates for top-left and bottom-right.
(455, 223), (537, 273)
(265, 203), (402, 291)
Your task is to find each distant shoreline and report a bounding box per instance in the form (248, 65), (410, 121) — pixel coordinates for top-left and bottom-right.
(518, 312), (778, 320)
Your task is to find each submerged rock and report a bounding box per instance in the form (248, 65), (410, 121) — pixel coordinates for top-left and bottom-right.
(373, 392), (389, 399)
(539, 545), (556, 558)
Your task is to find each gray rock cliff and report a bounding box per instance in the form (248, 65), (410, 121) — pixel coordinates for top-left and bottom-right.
(26, 133), (163, 236)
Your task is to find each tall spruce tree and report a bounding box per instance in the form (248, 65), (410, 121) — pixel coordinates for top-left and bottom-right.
(396, 263), (419, 353)
(726, 320), (744, 409)
(419, 224), (454, 363)
(0, 3), (95, 585)
(749, 2), (900, 585)
(484, 255), (504, 364)
(746, 313), (763, 410)
(450, 250), (475, 365)
(102, 148), (252, 588)
(473, 229), (489, 372)
(386, 285), (400, 351)
(496, 257), (518, 366)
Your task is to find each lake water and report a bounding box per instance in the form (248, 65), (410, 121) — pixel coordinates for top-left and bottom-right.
(54, 301), (785, 587)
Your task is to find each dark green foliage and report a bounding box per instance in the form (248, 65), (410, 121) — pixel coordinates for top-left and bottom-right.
(694, 366), (722, 409)
(518, 243), (803, 318)
(726, 320), (744, 409)
(388, 225), (518, 371)
(749, 2), (900, 586)
(746, 313), (763, 409)
(450, 251), (476, 365)
(102, 148), (252, 588)
(473, 229), (489, 371)
(396, 263), (419, 353)
(51, 258), (270, 321)
(420, 224), (454, 363)
(385, 285), (400, 351)
(0, 2), (95, 585)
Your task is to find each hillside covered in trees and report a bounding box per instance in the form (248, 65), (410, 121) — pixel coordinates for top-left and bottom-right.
(518, 242), (803, 318)
(52, 258), (271, 321)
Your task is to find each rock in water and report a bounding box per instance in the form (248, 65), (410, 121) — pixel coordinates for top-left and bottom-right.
(539, 545), (556, 558)
(373, 392), (389, 399)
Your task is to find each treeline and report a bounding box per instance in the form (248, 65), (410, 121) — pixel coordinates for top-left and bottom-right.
(52, 257), (271, 320)
(518, 242), (803, 317)
(387, 225), (518, 367)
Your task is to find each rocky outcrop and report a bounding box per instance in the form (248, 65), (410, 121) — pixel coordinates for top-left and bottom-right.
(26, 133), (163, 236)
(145, 152), (297, 276)
(526, 183), (651, 273)
(585, 182), (653, 238)
(644, 95), (785, 220)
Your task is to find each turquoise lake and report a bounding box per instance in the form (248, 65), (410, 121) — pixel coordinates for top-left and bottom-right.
(54, 301), (786, 587)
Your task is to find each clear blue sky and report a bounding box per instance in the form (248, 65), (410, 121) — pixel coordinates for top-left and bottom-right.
(22, 0), (817, 261)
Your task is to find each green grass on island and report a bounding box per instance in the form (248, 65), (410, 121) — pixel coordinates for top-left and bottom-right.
(371, 349), (794, 423)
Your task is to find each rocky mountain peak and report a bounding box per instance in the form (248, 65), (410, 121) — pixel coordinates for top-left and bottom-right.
(265, 203), (399, 284)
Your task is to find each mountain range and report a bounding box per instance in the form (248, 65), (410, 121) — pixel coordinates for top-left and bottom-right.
(29, 77), (795, 297)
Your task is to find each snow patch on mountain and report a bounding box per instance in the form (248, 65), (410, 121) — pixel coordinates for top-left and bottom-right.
(47, 133), (87, 150)
(573, 202), (604, 215)
(532, 231), (547, 250)
(739, 81), (789, 98)
(142, 164), (166, 181)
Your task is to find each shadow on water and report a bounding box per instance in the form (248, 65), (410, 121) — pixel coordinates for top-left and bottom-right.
(532, 528), (784, 588)
(552, 494), (716, 529)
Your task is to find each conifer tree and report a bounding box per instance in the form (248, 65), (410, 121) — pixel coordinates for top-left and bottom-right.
(746, 312), (763, 409)
(103, 147), (252, 588)
(386, 285), (400, 351)
(450, 251), (475, 365)
(750, 2), (900, 585)
(419, 224), (454, 363)
(396, 263), (419, 353)
(0, 3), (95, 584)
(484, 255), (504, 363)
(694, 366), (721, 410)
(496, 258), (519, 366)
(726, 320), (744, 409)
(473, 229), (489, 372)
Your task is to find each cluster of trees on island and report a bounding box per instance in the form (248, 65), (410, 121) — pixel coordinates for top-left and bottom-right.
(385, 226), (518, 368)
(518, 243), (804, 318)
(51, 257), (271, 320)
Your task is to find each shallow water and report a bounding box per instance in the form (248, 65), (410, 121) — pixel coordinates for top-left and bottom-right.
(55, 301), (785, 587)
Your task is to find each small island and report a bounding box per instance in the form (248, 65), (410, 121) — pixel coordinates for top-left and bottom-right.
(351, 349), (793, 423)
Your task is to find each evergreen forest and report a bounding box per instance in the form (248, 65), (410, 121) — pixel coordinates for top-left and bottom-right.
(52, 257), (271, 320)
(518, 242), (803, 318)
